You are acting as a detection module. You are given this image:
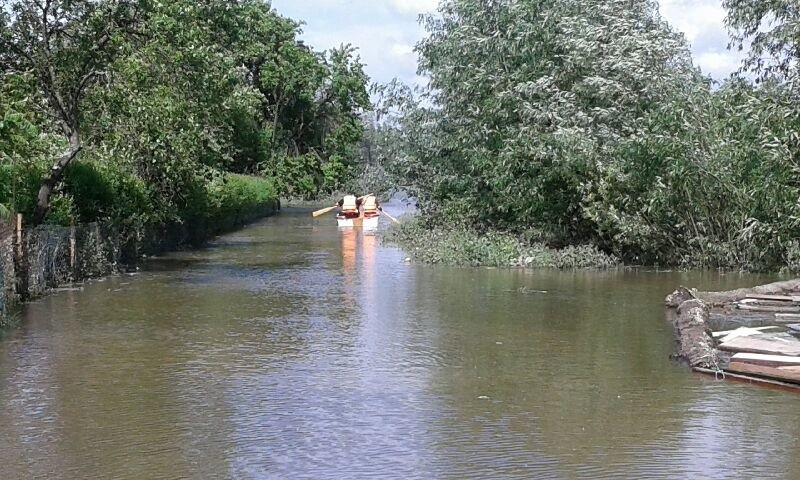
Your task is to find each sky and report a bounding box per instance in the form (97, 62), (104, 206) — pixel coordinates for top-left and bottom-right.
(269, 0), (744, 87)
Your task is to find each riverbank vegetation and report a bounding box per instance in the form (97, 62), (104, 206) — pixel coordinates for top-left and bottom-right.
(381, 0), (800, 271)
(387, 217), (617, 268)
(0, 0), (370, 232)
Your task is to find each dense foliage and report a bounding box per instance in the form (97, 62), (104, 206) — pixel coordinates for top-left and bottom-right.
(0, 0), (370, 229)
(385, 0), (800, 270)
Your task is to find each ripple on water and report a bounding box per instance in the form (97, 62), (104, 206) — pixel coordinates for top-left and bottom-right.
(1, 212), (799, 479)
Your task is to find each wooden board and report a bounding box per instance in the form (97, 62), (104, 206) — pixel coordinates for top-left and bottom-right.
(731, 352), (800, 367)
(787, 324), (800, 333)
(775, 313), (800, 321)
(712, 326), (780, 338)
(718, 335), (800, 356)
(745, 294), (800, 303)
(714, 326), (781, 343)
(737, 303), (800, 313)
(694, 367), (800, 392)
(727, 362), (800, 384)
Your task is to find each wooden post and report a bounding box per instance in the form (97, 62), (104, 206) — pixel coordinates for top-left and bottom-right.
(13, 213), (27, 298)
(70, 221), (77, 278)
(15, 214), (22, 260)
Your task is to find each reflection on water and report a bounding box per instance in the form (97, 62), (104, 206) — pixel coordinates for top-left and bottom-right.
(1, 205), (799, 479)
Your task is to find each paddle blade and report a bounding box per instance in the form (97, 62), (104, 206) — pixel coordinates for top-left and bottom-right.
(312, 205), (337, 217)
(382, 210), (401, 224)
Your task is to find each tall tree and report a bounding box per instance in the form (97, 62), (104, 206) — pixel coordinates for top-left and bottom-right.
(0, 0), (141, 223)
(408, 0), (703, 241)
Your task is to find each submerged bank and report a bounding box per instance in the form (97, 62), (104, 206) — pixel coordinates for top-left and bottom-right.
(0, 174), (279, 327)
(384, 217), (618, 269)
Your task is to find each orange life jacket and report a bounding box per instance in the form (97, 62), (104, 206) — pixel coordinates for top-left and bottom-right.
(363, 195), (379, 217)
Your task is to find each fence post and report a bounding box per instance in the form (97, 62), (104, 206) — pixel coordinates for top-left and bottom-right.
(15, 214), (22, 260)
(70, 221), (77, 280)
(13, 213), (27, 299)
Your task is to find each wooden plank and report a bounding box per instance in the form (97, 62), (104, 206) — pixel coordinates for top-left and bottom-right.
(775, 313), (800, 321)
(731, 352), (800, 367)
(718, 335), (800, 356)
(712, 326), (780, 338)
(787, 323), (800, 333)
(693, 367), (800, 392)
(727, 362), (800, 384)
(737, 303), (800, 313)
(745, 294), (800, 303)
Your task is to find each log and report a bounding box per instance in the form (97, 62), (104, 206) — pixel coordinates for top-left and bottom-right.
(665, 286), (698, 308)
(727, 362), (800, 384)
(672, 299), (719, 368)
(718, 335), (800, 356)
(731, 353), (800, 367)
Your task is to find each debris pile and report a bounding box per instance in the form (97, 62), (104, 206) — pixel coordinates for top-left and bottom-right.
(666, 279), (800, 390)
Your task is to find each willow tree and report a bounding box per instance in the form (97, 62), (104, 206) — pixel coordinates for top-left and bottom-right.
(725, 0), (800, 81)
(408, 0), (705, 244)
(0, 0), (141, 224)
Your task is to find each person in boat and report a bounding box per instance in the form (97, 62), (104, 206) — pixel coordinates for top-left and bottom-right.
(362, 195), (381, 218)
(336, 195), (361, 219)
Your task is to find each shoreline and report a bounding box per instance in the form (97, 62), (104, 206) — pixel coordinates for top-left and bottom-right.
(0, 198), (280, 329)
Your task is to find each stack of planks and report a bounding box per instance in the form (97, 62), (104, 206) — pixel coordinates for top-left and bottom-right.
(715, 323), (800, 385)
(735, 294), (800, 314)
(726, 353), (800, 384)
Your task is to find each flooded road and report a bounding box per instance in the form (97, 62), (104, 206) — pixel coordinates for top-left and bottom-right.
(1, 205), (799, 479)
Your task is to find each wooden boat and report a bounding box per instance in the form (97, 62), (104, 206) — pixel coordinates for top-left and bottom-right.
(336, 212), (380, 229)
(336, 194), (380, 229)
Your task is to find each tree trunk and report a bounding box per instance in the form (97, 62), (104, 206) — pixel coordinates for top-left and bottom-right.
(32, 132), (82, 225)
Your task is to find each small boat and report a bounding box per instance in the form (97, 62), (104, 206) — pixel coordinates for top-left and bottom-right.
(313, 193), (396, 229)
(336, 212), (380, 229)
(336, 194), (380, 229)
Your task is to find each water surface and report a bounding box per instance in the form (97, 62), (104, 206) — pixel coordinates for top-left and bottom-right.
(1, 205), (799, 479)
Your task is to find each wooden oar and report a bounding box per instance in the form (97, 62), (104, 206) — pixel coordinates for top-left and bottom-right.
(311, 193), (374, 217)
(382, 209), (401, 224)
(312, 205), (337, 217)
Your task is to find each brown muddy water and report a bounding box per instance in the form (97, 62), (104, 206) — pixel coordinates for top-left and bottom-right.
(1, 204), (799, 479)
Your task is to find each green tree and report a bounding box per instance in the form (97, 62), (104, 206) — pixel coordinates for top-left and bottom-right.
(407, 0), (704, 243)
(0, 0), (142, 224)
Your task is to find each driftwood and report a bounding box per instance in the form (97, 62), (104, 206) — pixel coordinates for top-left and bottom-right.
(672, 299), (720, 368)
(667, 278), (800, 389)
(664, 286), (698, 308)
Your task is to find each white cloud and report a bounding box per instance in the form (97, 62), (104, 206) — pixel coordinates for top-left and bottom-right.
(390, 0), (439, 14)
(659, 0), (727, 44)
(391, 43), (415, 57)
(695, 50), (743, 79)
(272, 0), (744, 87)
(658, 0), (744, 79)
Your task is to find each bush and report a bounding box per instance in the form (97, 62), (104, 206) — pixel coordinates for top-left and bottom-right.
(182, 172), (277, 241)
(61, 159), (153, 226)
(385, 217), (618, 269)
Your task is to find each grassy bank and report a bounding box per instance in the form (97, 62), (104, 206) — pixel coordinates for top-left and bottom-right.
(385, 217), (618, 269)
(185, 173), (279, 242)
(0, 170), (278, 329)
